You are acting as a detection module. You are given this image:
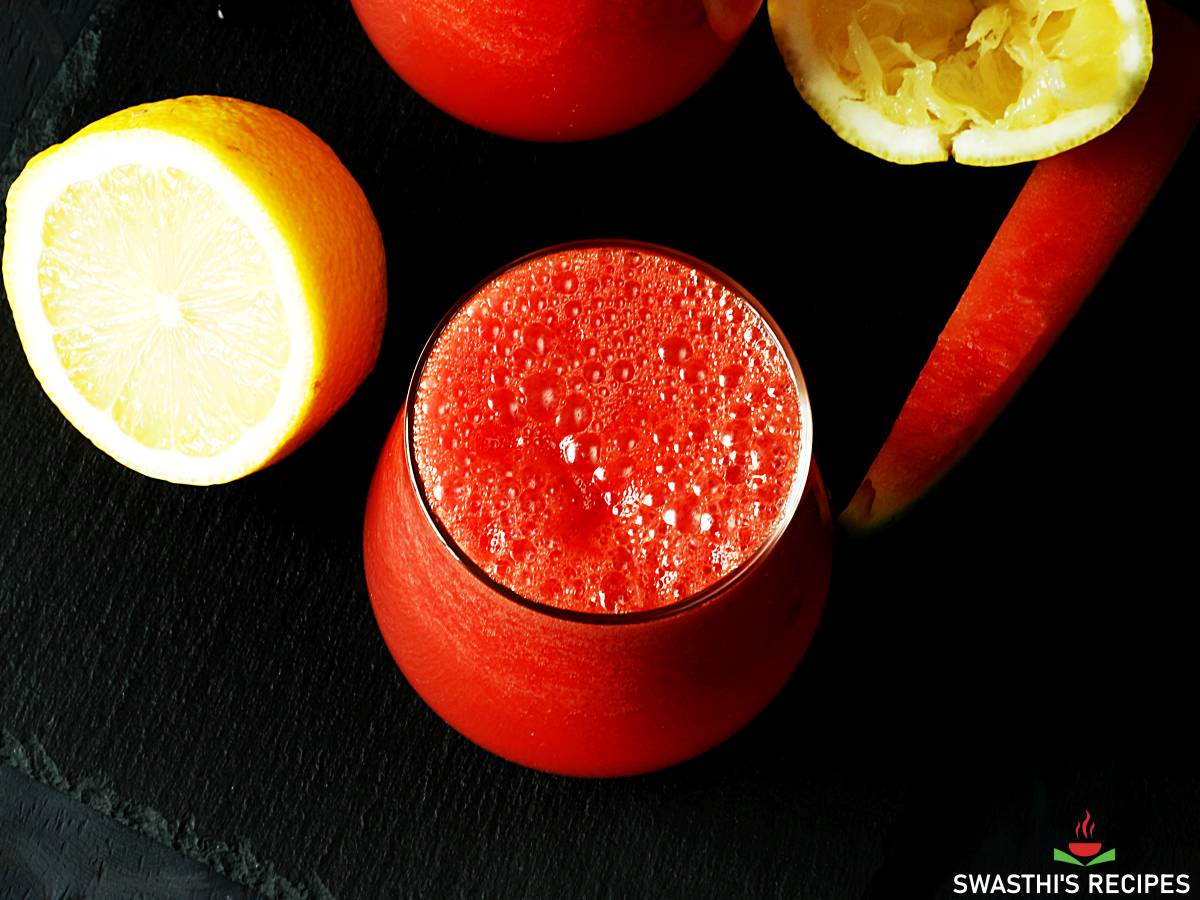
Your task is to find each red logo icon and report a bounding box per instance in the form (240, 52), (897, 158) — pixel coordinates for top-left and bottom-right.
(1054, 809), (1115, 867)
(1069, 809), (1102, 858)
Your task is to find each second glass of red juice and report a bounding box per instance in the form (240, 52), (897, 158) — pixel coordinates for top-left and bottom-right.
(364, 241), (831, 776)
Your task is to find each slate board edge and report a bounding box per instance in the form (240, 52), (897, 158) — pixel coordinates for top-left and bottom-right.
(1, 730), (335, 900)
(1, 0), (117, 203)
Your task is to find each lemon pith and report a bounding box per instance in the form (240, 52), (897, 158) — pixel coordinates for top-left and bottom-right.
(770, 0), (1153, 164)
(3, 97), (386, 484)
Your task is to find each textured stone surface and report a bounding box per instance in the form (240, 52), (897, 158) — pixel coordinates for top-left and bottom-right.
(0, 765), (249, 899)
(1, 1), (1198, 897)
(0, 0), (99, 160)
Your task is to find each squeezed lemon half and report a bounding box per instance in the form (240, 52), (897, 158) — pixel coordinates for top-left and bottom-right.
(770, 0), (1153, 164)
(3, 96), (386, 483)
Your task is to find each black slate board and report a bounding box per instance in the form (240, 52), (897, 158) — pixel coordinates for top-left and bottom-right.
(2, 0), (1199, 897)
(0, 765), (249, 899)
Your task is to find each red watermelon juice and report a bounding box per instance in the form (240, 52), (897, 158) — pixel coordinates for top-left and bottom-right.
(364, 242), (831, 776)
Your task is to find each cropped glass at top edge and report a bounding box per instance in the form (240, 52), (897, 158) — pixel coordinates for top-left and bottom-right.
(403, 239), (816, 627)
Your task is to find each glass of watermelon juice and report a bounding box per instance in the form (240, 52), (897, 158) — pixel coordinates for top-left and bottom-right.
(364, 241), (831, 776)
(348, 0), (763, 141)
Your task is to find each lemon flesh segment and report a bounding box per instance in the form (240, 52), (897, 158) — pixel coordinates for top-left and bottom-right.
(774, 0), (1152, 164)
(39, 164), (290, 458)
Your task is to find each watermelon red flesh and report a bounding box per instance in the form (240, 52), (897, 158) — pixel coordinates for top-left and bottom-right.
(840, 0), (1200, 534)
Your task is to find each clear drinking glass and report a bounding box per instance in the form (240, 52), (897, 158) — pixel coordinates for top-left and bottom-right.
(364, 241), (832, 776)
(349, 0), (764, 140)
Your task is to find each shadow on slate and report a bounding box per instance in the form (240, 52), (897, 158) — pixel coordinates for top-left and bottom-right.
(0, 765), (250, 900)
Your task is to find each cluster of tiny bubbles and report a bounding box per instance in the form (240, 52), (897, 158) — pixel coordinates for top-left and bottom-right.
(412, 247), (803, 614)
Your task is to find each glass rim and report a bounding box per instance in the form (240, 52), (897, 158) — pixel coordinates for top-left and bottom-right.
(403, 239), (815, 626)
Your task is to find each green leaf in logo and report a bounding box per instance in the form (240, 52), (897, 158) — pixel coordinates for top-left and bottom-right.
(1054, 849), (1083, 866)
(1086, 849), (1117, 866)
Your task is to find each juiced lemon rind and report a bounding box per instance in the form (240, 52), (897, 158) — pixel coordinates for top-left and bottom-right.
(771, 0), (944, 163)
(951, 104), (1119, 165)
(769, 0), (1153, 166)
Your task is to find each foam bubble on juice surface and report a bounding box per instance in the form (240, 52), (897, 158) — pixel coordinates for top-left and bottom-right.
(413, 246), (803, 614)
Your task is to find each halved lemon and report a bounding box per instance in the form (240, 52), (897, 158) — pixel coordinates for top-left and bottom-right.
(769, 0), (1153, 164)
(3, 96), (386, 484)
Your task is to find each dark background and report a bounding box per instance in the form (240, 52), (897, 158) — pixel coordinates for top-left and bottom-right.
(2, 0), (1197, 896)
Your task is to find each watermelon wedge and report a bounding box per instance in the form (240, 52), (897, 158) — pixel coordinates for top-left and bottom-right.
(840, 0), (1200, 535)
